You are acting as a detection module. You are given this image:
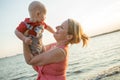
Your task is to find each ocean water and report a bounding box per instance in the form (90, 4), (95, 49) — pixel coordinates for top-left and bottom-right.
(0, 30), (120, 80)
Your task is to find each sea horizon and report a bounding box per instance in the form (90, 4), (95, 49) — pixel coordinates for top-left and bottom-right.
(0, 29), (120, 59)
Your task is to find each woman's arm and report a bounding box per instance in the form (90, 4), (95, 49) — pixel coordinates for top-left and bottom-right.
(23, 43), (66, 66)
(23, 43), (33, 64)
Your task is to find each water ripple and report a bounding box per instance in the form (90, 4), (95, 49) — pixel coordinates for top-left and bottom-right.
(88, 65), (120, 80)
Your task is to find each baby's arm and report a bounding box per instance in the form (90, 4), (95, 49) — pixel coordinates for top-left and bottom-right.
(15, 29), (32, 44)
(46, 25), (55, 34)
(15, 29), (26, 41)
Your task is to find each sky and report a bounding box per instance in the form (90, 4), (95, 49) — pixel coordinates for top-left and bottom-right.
(0, 0), (120, 58)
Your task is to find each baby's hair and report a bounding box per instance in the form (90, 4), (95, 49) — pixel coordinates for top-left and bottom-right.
(28, 1), (46, 17)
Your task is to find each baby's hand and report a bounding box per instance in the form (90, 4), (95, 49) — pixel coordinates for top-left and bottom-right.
(24, 37), (32, 45)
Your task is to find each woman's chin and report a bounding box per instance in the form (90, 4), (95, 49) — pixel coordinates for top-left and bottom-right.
(53, 33), (58, 41)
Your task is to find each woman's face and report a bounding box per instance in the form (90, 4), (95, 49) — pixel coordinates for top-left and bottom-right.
(54, 20), (68, 42)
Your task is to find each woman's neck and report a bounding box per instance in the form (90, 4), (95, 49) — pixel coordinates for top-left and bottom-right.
(56, 40), (68, 47)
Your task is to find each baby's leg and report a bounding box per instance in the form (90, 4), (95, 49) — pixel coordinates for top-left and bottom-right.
(30, 36), (43, 55)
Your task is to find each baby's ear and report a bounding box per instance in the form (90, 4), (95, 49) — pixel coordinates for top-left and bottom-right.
(67, 35), (73, 40)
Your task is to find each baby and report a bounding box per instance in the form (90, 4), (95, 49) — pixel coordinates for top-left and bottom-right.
(15, 1), (55, 55)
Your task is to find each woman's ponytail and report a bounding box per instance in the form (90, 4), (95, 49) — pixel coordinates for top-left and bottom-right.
(81, 34), (89, 47)
(67, 19), (89, 47)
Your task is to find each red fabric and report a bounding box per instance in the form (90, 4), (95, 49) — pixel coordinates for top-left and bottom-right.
(16, 18), (47, 36)
(34, 43), (68, 80)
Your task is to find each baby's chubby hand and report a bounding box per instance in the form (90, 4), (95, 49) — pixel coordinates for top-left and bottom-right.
(24, 37), (32, 45)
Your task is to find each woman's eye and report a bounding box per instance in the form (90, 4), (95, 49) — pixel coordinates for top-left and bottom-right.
(60, 26), (63, 29)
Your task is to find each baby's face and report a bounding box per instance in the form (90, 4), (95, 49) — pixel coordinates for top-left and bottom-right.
(35, 11), (46, 22)
(30, 8), (46, 22)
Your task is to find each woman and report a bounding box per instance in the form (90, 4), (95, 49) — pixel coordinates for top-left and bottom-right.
(23, 19), (89, 80)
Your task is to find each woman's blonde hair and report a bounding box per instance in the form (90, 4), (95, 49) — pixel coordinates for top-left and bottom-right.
(67, 19), (89, 47)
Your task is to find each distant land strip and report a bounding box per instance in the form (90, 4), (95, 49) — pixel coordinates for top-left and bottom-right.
(90, 29), (120, 38)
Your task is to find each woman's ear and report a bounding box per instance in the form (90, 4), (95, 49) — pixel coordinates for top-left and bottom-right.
(67, 35), (73, 40)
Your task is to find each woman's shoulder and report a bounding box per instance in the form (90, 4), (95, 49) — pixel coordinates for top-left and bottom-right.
(56, 44), (68, 57)
(45, 42), (68, 55)
(45, 42), (56, 51)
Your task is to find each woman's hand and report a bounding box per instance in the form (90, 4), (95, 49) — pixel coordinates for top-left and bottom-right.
(24, 37), (32, 45)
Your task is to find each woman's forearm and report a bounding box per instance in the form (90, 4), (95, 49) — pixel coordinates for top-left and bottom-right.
(23, 43), (33, 64)
(23, 42), (44, 66)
